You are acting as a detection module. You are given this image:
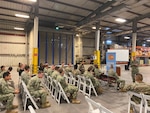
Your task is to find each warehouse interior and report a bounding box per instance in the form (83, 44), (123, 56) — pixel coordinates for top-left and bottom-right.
(0, 0), (150, 113)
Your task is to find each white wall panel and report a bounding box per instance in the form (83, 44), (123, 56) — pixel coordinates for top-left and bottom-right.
(0, 33), (26, 66)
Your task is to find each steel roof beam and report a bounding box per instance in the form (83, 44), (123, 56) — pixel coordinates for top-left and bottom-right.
(77, 3), (126, 27)
(46, 0), (93, 12)
(78, 0), (116, 27)
(88, 0), (104, 4)
(39, 6), (84, 18)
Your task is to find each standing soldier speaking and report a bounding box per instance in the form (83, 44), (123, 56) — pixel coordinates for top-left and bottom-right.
(131, 56), (139, 82)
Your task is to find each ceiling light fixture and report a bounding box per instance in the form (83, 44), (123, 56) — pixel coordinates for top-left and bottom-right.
(115, 18), (126, 23)
(28, 0), (37, 2)
(15, 14), (30, 18)
(124, 36), (130, 39)
(147, 39), (150, 42)
(14, 27), (24, 30)
(92, 26), (96, 29)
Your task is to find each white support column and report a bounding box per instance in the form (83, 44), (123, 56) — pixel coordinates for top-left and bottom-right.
(132, 33), (137, 52)
(33, 17), (38, 48)
(95, 30), (100, 50)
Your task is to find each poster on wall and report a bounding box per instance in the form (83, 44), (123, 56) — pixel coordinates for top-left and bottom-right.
(106, 52), (116, 73)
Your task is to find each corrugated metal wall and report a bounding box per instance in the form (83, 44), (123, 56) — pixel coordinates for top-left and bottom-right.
(0, 34), (27, 66)
(38, 31), (74, 65)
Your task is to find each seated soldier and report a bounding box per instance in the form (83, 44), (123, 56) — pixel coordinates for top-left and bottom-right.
(84, 66), (103, 95)
(47, 65), (55, 76)
(56, 68), (80, 104)
(27, 71), (50, 108)
(93, 64), (104, 79)
(65, 63), (73, 74)
(21, 65), (31, 85)
(0, 65), (6, 78)
(51, 66), (60, 79)
(120, 73), (150, 112)
(107, 64), (125, 90)
(78, 60), (85, 74)
(0, 72), (19, 113)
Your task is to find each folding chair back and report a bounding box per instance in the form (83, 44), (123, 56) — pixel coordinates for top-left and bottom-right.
(21, 81), (39, 111)
(55, 82), (70, 104)
(28, 105), (36, 113)
(128, 91), (143, 113)
(142, 94), (150, 113)
(78, 75), (86, 93)
(85, 96), (113, 113)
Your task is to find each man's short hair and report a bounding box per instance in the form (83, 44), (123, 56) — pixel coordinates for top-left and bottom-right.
(38, 70), (43, 74)
(136, 73), (143, 81)
(3, 72), (10, 78)
(1, 65), (5, 69)
(24, 65), (30, 70)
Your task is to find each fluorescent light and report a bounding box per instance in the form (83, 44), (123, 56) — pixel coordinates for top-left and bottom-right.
(15, 14), (29, 18)
(147, 39), (150, 42)
(92, 26), (96, 29)
(115, 18), (126, 23)
(124, 36), (130, 39)
(14, 27), (24, 30)
(28, 0), (37, 2)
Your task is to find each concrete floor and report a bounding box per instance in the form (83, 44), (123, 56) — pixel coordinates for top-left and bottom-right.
(1, 65), (150, 113)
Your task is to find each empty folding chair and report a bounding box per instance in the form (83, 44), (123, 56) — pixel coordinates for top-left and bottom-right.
(142, 94), (150, 113)
(128, 91), (143, 113)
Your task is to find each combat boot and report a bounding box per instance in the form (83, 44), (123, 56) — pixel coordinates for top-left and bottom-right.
(71, 99), (81, 104)
(41, 103), (51, 108)
(5, 109), (18, 113)
(11, 105), (18, 109)
(130, 106), (134, 113)
(97, 87), (103, 95)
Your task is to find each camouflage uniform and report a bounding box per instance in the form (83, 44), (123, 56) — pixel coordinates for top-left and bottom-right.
(27, 76), (47, 105)
(108, 68), (125, 89)
(65, 66), (73, 73)
(51, 70), (60, 79)
(21, 71), (30, 85)
(94, 68), (103, 78)
(47, 68), (53, 76)
(122, 82), (150, 104)
(0, 71), (6, 78)
(44, 67), (49, 73)
(84, 71), (103, 94)
(131, 60), (139, 82)
(0, 78), (15, 110)
(73, 69), (81, 76)
(79, 64), (85, 74)
(56, 74), (78, 99)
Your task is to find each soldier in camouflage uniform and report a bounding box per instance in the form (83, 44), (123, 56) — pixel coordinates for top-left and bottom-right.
(43, 63), (49, 73)
(0, 65), (6, 78)
(120, 73), (150, 112)
(27, 71), (50, 108)
(51, 66), (60, 79)
(56, 68), (80, 104)
(131, 56), (139, 82)
(84, 66), (103, 95)
(79, 61), (85, 74)
(107, 64), (125, 90)
(21, 65), (30, 85)
(65, 63), (73, 75)
(93, 64), (104, 79)
(0, 72), (19, 113)
(47, 65), (55, 76)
